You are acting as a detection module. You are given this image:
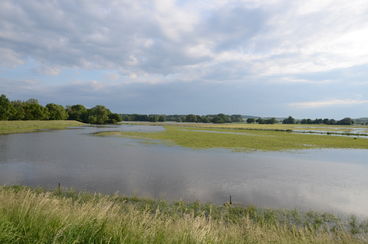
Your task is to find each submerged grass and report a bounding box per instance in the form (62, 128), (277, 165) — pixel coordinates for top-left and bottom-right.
(0, 185), (367, 244)
(96, 125), (368, 151)
(121, 121), (368, 132)
(0, 120), (85, 135)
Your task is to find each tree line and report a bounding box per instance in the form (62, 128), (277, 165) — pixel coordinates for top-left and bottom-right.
(0, 94), (358, 125)
(121, 114), (244, 123)
(0, 94), (122, 124)
(281, 116), (354, 125)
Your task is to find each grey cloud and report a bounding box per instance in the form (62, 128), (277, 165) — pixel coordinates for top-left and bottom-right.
(0, 0), (268, 79)
(201, 6), (266, 51)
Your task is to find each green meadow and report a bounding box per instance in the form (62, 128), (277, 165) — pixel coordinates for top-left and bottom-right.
(97, 124), (368, 151)
(0, 120), (85, 135)
(0, 186), (366, 244)
(121, 121), (368, 132)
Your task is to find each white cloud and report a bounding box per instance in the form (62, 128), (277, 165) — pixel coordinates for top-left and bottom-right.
(290, 99), (368, 109)
(269, 77), (333, 84)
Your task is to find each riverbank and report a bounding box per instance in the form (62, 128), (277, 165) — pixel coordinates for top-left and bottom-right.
(0, 185), (366, 243)
(96, 124), (368, 151)
(0, 120), (85, 135)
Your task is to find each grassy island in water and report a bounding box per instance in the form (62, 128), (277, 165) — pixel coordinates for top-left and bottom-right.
(96, 123), (368, 151)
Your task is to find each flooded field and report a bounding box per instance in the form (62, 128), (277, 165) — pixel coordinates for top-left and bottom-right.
(1, 125), (368, 217)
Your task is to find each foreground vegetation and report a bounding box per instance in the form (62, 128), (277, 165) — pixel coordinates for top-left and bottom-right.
(0, 186), (367, 244)
(0, 120), (85, 135)
(97, 124), (368, 151)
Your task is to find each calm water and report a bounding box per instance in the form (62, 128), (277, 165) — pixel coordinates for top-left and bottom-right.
(1, 125), (368, 217)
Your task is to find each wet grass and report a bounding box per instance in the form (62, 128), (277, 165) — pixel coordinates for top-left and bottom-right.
(121, 121), (368, 132)
(0, 120), (85, 135)
(96, 125), (368, 151)
(0, 185), (367, 244)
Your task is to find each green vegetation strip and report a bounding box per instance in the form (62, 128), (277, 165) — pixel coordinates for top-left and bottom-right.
(0, 120), (85, 135)
(0, 185), (366, 244)
(97, 125), (368, 151)
(121, 121), (368, 132)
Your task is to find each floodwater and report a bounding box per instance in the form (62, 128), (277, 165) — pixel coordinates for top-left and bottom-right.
(1, 125), (368, 217)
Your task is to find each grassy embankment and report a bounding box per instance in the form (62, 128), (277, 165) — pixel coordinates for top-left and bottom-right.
(0, 120), (85, 135)
(0, 185), (367, 244)
(96, 123), (368, 151)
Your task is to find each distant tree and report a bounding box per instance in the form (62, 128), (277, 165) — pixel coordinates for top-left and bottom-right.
(87, 105), (111, 124)
(9, 100), (25, 120)
(185, 114), (198, 122)
(230, 114), (243, 122)
(66, 105), (88, 122)
(0, 94), (13, 120)
(158, 115), (165, 122)
(121, 114), (131, 121)
(23, 100), (49, 120)
(148, 114), (160, 122)
(246, 118), (255, 123)
(200, 116), (210, 123)
(25, 98), (39, 104)
(263, 118), (277, 124)
(282, 116), (296, 124)
(211, 113), (230, 123)
(108, 113), (122, 124)
(328, 119), (336, 125)
(314, 118), (323, 124)
(337, 117), (354, 125)
(46, 103), (68, 120)
(256, 118), (264, 124)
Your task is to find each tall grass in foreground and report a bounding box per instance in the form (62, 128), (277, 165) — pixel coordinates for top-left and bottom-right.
(0, 186), (367, 243)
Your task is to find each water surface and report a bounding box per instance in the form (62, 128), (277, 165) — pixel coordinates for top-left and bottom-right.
(1, 125), (368, 217)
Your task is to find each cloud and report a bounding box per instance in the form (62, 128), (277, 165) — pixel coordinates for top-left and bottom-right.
(36, 65), (61, 76)
(1, 0), (368, 117)
(290, 99), (368, 109)
(267, 77), (322, 84)
(0, 0), (367, 84)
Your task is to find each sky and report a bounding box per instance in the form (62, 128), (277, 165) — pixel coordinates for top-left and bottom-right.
(0, 0), (368, 119)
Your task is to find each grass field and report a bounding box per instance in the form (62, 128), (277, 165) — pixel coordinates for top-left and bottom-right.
(0, 185), (366, 244)
(121, 121), (368, 133)
(97, 124), (368, 151)
(0, 120), (85, 135)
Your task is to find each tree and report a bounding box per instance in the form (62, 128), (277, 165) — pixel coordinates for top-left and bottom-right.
(256, 118), (264, 124)
(185, 114), (198, 122)
(264, 118), (277, 124)
(337, 117), (354, 125)
(23, 100), (49, 120)
(0, 94), (13, 120)
(87, 105), (111, 124)
(148, 114), (160, 122)
(46, 103), (68, 120)
(200, 116), (210, 123)
(108, 113), (122, 124)
(9, 100), (25, 120)
(282, 116), (296, 124)
(230, 114), (243, 122)
(212, 113), (230, 123)
(66, 104), (88, 122)
(246, 118), (255, 123)
(158, 115), (165, 122)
